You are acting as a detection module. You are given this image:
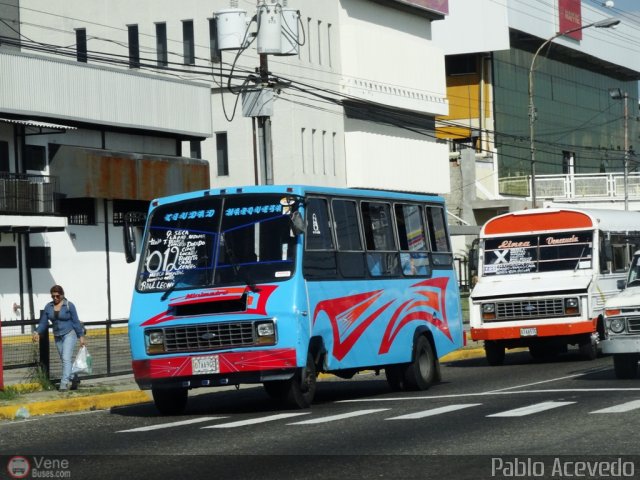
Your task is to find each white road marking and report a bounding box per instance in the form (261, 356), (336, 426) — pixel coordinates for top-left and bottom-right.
(591, 400), (640, 414)
(288, 409), (389, 425)
(202, 412), (309, 428)
(386, 404), (482, 420)
(487, 401), (575, 417)
(338, 388), (640, 402)
(117, 417), (226, 432)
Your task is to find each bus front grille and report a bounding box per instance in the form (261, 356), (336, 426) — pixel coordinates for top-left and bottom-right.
(163, 321), (256, 352)
(495, 298), (565, 321)
(626, 317), (640, 333)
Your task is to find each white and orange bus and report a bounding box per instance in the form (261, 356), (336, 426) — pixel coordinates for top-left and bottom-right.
(469, 207), (640, 365)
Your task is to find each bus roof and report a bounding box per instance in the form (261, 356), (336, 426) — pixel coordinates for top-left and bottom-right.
(481, 207), (640, 237)
(152, 185), (445, 206)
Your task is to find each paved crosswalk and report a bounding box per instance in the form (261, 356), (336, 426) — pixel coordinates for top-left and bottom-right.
(115, 397), (640, 433)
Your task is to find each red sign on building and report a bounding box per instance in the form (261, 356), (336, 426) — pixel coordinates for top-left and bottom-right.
(558, 0), (583, 40)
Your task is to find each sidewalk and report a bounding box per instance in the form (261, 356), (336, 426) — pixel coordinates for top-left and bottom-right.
(0, 338), (485, 421)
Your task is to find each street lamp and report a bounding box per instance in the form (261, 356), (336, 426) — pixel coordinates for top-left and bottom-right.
(609, 87), (629, 210)
(528, 17), (620, 208)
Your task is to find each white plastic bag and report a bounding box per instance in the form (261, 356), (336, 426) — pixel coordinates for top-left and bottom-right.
(72, 346), (93, 375)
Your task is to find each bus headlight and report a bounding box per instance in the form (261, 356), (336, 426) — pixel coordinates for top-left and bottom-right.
(256, 321), (276, 345)
(609, 318), (626, 334)
(146, 330), (166, 354)
(481, 303), (496, 320)
(564, 297), (579, 315)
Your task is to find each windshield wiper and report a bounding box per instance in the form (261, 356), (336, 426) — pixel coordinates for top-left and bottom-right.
(574, 247), (587, 272)
(221, 231), (257, 292)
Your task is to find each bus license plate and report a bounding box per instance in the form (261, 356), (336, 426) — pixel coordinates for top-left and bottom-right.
(192, 355), (219, 375)
(520, 327), (538, 337)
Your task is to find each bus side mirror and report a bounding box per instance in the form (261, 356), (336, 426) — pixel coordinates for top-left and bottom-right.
(617, 279), (626, 290)
(290, 211), (305, 235)
(123, 212), (146, 264)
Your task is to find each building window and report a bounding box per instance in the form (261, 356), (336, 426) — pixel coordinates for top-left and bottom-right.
(76, 28), (87, 63)
(60, 198), (96, 225)
(29, 246), (51, 269)
(183, 20), (195, 65)
(25, 145), (46, 171)
(307, 18), (312, 62)
(156, 23), (168, 67)
(0, 141), (9, 172)
(209, 18), (221, 63)
(0, 246), (17, 268)
(445, 54), (477, 76)
(301, 128), (307, 174)
(327, 24), (332, 68)
(190, 140), (201, 159)
(128, 24), (140, 68)
(113, 199), (149, 226)
(216, 132), (229, 176)
(317, 20), (322, 65)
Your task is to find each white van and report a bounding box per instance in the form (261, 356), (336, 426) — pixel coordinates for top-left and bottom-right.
(601, 250), (640, 378)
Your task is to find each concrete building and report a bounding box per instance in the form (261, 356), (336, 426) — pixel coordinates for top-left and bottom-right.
(0, 1), (452, 325)
(433, 0), (640, 236)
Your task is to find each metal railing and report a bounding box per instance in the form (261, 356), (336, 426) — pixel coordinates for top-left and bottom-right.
(0, 172), (61, 214)
(499, 172), (640, 200)
(1, 318), (131, 385)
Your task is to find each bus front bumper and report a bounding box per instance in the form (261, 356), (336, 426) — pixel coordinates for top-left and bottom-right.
(471, 321), (595, 341)
(601, 337), (640, 354)
(132, 347), (298, 390)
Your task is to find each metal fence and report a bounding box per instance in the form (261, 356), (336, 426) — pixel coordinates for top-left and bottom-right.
(454, 256), (470, 293)
(1, 318), (131, 385)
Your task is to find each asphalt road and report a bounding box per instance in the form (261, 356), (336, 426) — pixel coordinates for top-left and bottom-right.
(1, 349), (639, 479)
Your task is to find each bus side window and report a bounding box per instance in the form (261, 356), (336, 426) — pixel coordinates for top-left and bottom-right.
(361, 201), (399, 277)
(332, 199), (366, 278)
(394, 203), (430, 277)
(426, 205), (453, 267)
(303, 197), (337, 279)
(599, 236), (611, 274)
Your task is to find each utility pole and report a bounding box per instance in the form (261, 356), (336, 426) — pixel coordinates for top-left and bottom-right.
(214, 0), (300, 185)
(609, 88), (629, 210)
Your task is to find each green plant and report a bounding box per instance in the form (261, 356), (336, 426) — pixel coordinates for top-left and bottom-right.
(0, 386), (19, 401)
(25, 364), (56, 391)
(26, 344), (56, 391)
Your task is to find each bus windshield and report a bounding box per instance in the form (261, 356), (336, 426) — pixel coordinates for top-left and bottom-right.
(136, 194), (300, 292)
(482, 230), (593, 276)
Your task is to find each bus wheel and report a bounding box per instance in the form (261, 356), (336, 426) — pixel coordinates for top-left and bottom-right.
(485, 341), (505, 366)
(284, 353), (317, 409)
(403, 336), (436, 391)
(578, 334), (598, 361)
(152, 387), (188, 415)
(613, 353), (639, 379)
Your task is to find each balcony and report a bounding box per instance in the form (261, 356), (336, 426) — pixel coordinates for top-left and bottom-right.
(499, 172), (640, 202)
(0, 173), (60, 215)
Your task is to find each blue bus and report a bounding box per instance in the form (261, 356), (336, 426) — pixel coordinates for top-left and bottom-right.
(124, 185), (464, 414)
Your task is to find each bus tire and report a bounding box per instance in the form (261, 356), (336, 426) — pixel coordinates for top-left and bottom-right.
(613, 353), (639, 379)
(284, 352), (317, 408)
(403, 336), (436, 391)
(485, 341), (505, 366)
(578, 334), (598, 361)
(152, 387), (188, 415)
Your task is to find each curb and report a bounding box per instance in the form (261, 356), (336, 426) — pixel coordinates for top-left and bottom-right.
(0, 390), (151, 420)
(440, 347), (485, 362)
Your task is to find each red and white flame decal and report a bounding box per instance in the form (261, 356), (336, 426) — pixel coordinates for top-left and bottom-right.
(313, 277), (451, 360)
